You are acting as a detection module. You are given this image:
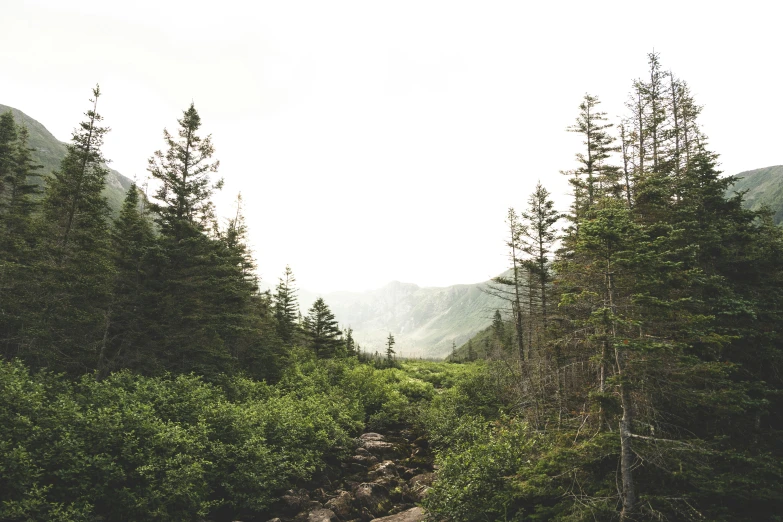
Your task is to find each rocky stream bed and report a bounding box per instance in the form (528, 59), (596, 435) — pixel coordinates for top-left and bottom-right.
(261, 430), (435, 522)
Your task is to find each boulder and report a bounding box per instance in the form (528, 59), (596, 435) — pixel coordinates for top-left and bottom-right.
(325, 490), (353, 518)
(362, 440), (403, 460)
(409, 473), (436, 501)
(359, 432), (385, 441)
(307, 508), (337, 522)
(281, 489), (312, 515)
(353, 482), (392, 516)
(369, 460), (398, 481)
(372, 507), (426, 522)
(351, 453), (379, 466)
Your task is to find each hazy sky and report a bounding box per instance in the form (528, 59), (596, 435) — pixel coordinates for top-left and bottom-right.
(3, 1), (781, 292)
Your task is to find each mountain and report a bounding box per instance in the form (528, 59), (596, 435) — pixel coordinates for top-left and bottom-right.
(284, 280), (506, 359)
(730, 165), (783, 224)
(0, 104), (134, 212)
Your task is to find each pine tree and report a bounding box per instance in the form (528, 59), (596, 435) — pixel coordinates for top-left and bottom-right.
(343, 327), (356, 357)
(485, 208), (526, 360)
(385, 333), (396, 365)
(43, 86), (112, 256)
(144, 103), (249, 377)
(520, 182), (560, 334)
(0, 123), (42, 257)
(30, 86), (114, 373)
(102, 184), (155, 375)
(567, 94), (621, 210)
(148, 102), (221, 240)
(303, 297), (342, 358)
(0, 111), (17, 208)
(273, 265), (299, 345)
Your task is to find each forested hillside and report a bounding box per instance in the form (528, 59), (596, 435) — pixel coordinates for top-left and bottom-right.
(1, 52), (782, 522)
(730, 165), (783, 224)
(0, 103), (134, 212)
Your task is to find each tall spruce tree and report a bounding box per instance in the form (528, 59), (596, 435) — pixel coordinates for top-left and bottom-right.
(102, 184), (155, 375)
(485, 208), (526, 360)
(273, 265), (300, 345)
(31, 86), (114, 373)
(303, 297), (342, 358)
(567, 94), (621, 209)
(148, 102), (221, 239)
(145, 103), (248, 377)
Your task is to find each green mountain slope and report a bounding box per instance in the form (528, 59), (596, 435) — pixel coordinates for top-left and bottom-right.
(0, 103), (134, 212)
(730, 165), (783, 224)
(294, 280), (507, 359)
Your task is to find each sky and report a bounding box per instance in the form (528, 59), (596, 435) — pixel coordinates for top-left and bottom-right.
(2, 1), (781, 292)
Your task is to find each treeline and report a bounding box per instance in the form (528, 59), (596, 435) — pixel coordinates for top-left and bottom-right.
(428, 53), (783, 521)
(0, 87), (355, 382)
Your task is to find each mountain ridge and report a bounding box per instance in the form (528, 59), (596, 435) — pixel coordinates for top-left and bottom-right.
(729, 165), (783, 224)
(262, 278), (506, 359)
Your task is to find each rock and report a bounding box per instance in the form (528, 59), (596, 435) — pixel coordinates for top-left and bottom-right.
(409, 472), (436, 501)
(353, 482), (392, 516)
(409, 473), (435, 488)
(359, 432), (385, 441)
(351, 453), (378, 466)
(306, 500), (324, 511)
(356, 447), (372, 456)
(307, 508), (337, 522)
(265, 519), (282, 522)
(369, 460), (398, 481)
(371, 507), (426, 522)
(325, 490), (353, 518)
(281, 489), (312, 514)
(362, 440), (403, 460)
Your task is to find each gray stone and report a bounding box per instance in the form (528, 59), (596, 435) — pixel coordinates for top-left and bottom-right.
(353, 482), (392, 516)
(282, 489), (311, 513)
(369, 460), (399, 481)
(362, 440), (403, 460)
(325, 490), (353, 518)
(307, 508), (337, 522)
(409, 473), (436, 501)
(372, 507), (426, 522)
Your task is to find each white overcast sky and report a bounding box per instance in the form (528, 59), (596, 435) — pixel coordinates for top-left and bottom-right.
(2, 1), (781, 292)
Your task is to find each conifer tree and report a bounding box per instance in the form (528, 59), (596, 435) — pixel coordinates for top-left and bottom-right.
(0, 122), (42, 256)
(520, 182), (560, 332)
(343, 327), (356, 356)
(31, 86), (114, 373)
(567, 94), (621, 209)
(144, 103), (248, 377)
(385, 333), (396, 365)
(102, 184), (155, 375)
(148, 102), (221, 239)
(304, 297), (342, 358)
(273, 265), (300, 345)
(486, 209), (526, 360)
(43, 86), (112, 255)
(0, 111), (17, 207)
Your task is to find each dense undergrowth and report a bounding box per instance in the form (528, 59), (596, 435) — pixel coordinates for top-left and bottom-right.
(415, 361), (783, 522)
(0, 354), (474, 521)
